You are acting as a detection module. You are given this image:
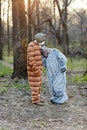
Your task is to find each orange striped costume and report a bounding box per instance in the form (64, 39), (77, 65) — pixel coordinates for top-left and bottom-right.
(27, 41), (43, 103)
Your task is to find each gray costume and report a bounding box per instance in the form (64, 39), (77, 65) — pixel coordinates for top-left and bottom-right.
(41, 46), (68, 104)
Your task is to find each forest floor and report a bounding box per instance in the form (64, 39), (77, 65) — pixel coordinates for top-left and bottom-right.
(0, 62), (87, 130)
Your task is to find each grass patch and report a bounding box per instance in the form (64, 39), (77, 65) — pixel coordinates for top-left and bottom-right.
(0, 128), (9, 130)
(67, 58), (87, 71)
(0, 63), (13, 77)
(42, 67), (46, 75)
(67, 74), (87, 84)
(0, 87), (8, 93)
(73, 74), (87, 83)
(67, 58), (87, 84)
(0, 63), (29, 92)
(4, 56), (13, 64)
(13, 79), (29, 90)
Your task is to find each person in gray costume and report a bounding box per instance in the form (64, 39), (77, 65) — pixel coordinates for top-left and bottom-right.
(41, 46), (68, 104)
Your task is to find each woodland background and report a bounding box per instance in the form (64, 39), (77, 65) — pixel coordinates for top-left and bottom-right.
(0, 0), (87, 79)
(0, 0), (87, 130)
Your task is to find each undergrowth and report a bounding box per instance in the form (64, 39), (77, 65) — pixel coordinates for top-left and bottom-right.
(0, 57), (87, 91)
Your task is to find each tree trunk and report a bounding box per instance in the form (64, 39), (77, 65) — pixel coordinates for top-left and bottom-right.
(12, 0), (27, 79)
(54, 0), (70, 55)
(7, 0), (10, 56)
(61, 0), (69, 55)
(56, 19), (62, 45)
(27, 0), (32, 43)
(35, 0), (40, 33)
(0, 0), (3, 60)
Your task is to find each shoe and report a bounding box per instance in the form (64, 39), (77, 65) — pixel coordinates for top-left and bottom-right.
(34, 102), (44, 106)
(50, 99), (56, 104)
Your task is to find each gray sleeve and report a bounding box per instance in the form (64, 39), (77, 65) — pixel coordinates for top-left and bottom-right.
(55, 49), (67, 73)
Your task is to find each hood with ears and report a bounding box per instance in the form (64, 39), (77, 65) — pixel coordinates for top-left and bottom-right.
(34, 33), (46, 44)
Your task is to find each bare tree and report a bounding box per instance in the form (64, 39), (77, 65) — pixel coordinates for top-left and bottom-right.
(12, 0), (27, 79)
(27, 0), (32, 43)
(31, 0), (40, 35)
(53, 0), (72, 54)
(0, 0), (3, 59)
(7, 0), (10, 56)
(35, 0), (41, 33)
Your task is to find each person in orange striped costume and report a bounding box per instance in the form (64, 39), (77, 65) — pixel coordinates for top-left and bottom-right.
(27, 33), (46, 105)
